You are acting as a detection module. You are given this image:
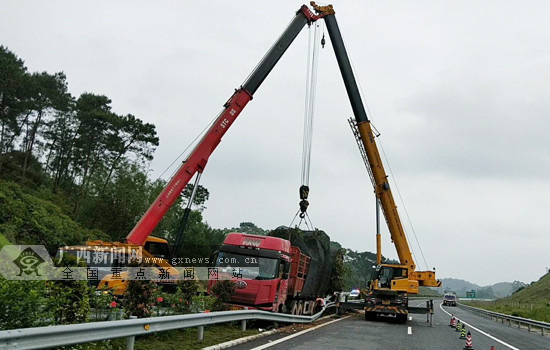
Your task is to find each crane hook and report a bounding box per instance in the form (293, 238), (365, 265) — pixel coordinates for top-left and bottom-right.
(299, 185), (310, 218)
(321, 33), (326, 48)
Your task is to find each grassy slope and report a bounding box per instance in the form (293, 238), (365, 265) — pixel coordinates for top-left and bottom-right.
(465, 273), (550, 322)
(507, 273), (550, 304)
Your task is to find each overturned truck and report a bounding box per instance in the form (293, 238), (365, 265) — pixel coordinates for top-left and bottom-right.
(208, 227), (344, 314)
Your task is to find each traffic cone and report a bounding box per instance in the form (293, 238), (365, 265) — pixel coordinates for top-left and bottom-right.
(459, 324), (466, 339)
(464, 331), (473, 349)
(455, 319), (461, 332)
(449, 314), (455, 327)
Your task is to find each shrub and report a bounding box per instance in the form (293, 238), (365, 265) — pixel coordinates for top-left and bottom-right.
(210, 280), (236, 311)
(0, 276), (51, 329)
(48, 255), (90, 324)
(123, 278), (157, 318)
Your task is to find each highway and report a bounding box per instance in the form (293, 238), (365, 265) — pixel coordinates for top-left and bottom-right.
(229, 300), (550, 350)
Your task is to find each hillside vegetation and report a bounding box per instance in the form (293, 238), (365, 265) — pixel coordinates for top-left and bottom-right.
(465, 272), (550, 322)
(0, 180), (107, 253)
(436, 278), (525, 299)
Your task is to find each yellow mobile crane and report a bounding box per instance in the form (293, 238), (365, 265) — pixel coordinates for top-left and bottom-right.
(349, 116), (441, 323)
(317, 2), (442, 320)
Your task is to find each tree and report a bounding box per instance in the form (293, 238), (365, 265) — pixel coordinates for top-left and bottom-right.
(0, 46), (29, 173)
(77, 163), (153, 242)
(70, 93), (118, 213)
(182, 184), (210, 211)
(20, 71), (71, 178)
(43, 109), (78, 191)
(101, 113), (159, 190)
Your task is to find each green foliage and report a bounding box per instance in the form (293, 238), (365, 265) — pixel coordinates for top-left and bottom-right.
(210, 280), (236, 311)
(0, 276), (51, 330)
(0, 151), (45, 187)
(191, 293), (216, 312)
(0, 46), (28, 163)
(0, 180), (107, 253)
(342, 249), (397, 290)
(1, 46), (160, 243)
(329, 248), (349, 293)
(122, 275), (158, 318)
(76, 163), (153, 242)
(89, 286), (123, 321)
(173, 280), (200, 313)
(49, 255), (90, 324)
(182, 184), (210, 211)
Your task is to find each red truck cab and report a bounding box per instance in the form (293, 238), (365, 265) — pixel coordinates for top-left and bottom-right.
(208, 233), (310, 313)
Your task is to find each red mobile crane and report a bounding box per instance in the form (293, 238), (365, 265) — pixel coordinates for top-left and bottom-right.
(58, 3), (332, 294)
(125, 4), (328, 247)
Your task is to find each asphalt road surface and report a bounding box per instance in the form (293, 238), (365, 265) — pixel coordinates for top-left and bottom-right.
(229, 300), (550, 350)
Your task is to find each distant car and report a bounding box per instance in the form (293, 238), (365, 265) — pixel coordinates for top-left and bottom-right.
(349, 288), (360, 298)
(443, 293), (457, 306)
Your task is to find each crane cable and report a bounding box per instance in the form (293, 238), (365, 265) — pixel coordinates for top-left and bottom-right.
(293, 21), (322, 229)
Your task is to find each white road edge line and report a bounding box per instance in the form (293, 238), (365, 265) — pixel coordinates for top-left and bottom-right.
(439, 303), (520, 350)
(407, 326), (412, 335)
(250, 316), (351, 350)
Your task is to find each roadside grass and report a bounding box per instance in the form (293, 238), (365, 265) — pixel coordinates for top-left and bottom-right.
(464, 300), (550, 323)
(71, 322), (261, 350)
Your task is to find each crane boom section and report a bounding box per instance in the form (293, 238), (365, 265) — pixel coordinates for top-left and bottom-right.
(126, 5), (325, 245)
(356, 121), (415, 271)
(322, 13), (414, 271)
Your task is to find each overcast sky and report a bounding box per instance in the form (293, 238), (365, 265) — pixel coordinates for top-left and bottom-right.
(2, 1), (549, 286)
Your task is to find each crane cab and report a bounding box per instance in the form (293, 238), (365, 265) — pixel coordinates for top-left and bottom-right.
(370, 264), (419, 294)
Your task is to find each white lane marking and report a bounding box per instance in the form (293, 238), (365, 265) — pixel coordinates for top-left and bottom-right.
(407, 326), (412, 335)
(409, 316), (413, 321)
(250, 316), (351, 350)
(439, 303), (520, 350)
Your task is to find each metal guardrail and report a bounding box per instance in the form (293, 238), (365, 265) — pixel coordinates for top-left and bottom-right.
(0, 303), (334, 350)
(458, 302), (550, 336)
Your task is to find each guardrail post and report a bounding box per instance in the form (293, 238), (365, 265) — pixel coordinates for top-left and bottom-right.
(198, 325), (204, 341)
(126, 316), (137, 350)
(542, 327), (545, 336)
(528, 323), (531, 332)
(241, 307), (248, 331)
